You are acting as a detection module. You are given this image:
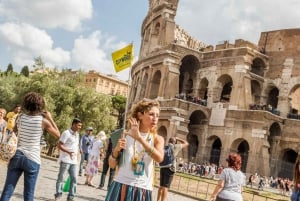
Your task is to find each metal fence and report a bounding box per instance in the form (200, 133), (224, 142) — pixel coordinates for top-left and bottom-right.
(41, 146), (292, 201)
(154, 170), (290, 201)
(189, 148), (296, 180)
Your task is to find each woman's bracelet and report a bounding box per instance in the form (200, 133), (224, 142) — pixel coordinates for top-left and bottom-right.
(147, 146), (155, 156)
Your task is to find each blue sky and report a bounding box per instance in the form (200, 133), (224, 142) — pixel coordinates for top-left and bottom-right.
(0, 0), (300, 81)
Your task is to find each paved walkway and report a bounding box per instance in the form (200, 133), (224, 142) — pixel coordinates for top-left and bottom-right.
(0, 157), (199, 201)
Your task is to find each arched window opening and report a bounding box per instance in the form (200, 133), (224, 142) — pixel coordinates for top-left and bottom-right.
(154, 23), (160, 35)
(220, 82), (232, 102)
(149, 71), (161, 99)
(210, 138), (222, 165)
(268, 123), (281, 155)
(267, 87), (279, 109)
(187, 134), (198, 161)
(278, 150), (297, 179)
(237, 140), (249, 173)
(157, 126), (167, 143)
(178, 55), (200, 99)
(250, 80), (262, 104)
(250, 58), (265, 77)
(288, 85), (300, 119)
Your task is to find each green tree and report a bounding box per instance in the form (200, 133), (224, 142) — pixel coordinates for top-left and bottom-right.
(0, 71), (117, 156)
(0, 73), (26, 108)
(112, 95), (127, 128)
(20, 65), (30, 77)
(6, 63), (13, 74)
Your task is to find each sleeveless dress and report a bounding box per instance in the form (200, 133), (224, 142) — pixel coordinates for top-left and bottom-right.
(105, 131), (155, 201)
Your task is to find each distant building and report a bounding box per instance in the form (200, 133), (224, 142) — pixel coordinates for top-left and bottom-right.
(84, 70), (129, 96)
(127, 0), (300, 179)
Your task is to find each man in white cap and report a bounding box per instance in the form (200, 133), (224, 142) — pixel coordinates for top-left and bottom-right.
(78, 127), (94, 176)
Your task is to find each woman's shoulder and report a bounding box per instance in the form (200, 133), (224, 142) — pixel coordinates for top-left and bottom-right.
(154, 134), (164, 144)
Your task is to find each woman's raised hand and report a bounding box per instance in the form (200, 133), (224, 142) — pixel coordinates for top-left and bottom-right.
(124, 117), (142, 142)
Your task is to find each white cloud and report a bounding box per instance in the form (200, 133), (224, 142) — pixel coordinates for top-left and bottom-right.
(1, 0), (300, 81)
(0, 22), (70, 69)
(0, 0), (92, 31)
(71, 31), (131, 79)
(177, 0), (300, 45)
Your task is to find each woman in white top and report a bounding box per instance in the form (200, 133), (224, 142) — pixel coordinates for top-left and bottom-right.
(85, 131), (106, 186)
(0, 92), (60, 201)
(210, 153), (246, 201)
(105, 99), (164, 201)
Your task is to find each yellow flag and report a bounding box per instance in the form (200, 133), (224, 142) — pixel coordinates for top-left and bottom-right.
(111, 44), (134, 73)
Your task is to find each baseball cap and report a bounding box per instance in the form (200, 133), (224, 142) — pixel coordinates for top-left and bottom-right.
(86, 127), (93, 131)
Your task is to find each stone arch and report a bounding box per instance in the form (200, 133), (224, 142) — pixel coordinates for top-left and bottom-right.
(208, 136), (222, 165)
(266, 86), (279, 109)
(179, 55), (200, 97)
(231, 138), (250, 172)
(187, 134), (198, 161)
(250, 58), (265, 77)
(269, 122), (281, 137)
(140, 73), (148, 98)
(216, 74), (233, 102)
(288, 84), (300, 116)
(198, 78), (208, 101)
(149, 70), (161, 99)
(187, 110), (208, 162)
(278, 149), (297, 179)
(268, 122), (281, 154)
(251, 80), (262, 104)
(154, 22), (160, 35)
(189, 110), (208, 125)
(157, 125), (167, 143)
(268, 122), (282, 175)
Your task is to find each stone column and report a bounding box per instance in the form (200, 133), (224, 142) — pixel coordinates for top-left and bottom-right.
(277, 96), (290, 118)
(278, 58), (294, 117)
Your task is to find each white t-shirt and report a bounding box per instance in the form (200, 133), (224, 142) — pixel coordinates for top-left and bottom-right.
(218, 168), (245, 201)
(58, 129), (79, 164)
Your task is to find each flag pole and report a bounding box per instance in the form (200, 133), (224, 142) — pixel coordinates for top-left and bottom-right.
(122, 63), (132, 130)
(118, 42), (134, 165)
(121, 42), (133, 130)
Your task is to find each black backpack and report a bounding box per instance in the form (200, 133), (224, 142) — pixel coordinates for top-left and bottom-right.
(159, 144), (174, 166)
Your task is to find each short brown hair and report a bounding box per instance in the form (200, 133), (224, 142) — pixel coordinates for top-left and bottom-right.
(23, 92), (45, 112)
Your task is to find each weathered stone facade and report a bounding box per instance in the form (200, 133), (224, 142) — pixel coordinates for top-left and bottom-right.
(128, 0), (300, 178)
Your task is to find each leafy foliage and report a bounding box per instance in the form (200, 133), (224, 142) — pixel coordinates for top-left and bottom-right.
(6, 63), (13, 74)
(20, 66), (29, 77)
(0, 71), (118, 154)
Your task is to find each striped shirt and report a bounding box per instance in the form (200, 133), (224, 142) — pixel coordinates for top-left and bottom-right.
(17, 114), (43, 164)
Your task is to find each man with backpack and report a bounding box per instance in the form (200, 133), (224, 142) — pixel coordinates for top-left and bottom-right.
(157, 136), (189, 201)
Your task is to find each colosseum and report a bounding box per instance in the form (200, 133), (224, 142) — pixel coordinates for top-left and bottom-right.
(127, 0), (300, 179)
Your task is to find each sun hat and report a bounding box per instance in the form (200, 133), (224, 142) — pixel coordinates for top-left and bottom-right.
(97, 131), (107, 141)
